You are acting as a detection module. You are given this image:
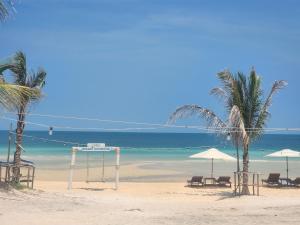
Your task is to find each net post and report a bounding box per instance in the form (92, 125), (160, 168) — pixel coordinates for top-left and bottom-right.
(115, 147), (120, 190)
(257, 173), (260, 196)
(68, 147), (77, 190)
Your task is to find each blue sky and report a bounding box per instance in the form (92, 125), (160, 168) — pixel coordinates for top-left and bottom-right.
(0, 0), (300, 132)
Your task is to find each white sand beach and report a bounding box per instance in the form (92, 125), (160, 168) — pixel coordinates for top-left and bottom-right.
(1, 181), (300, 225)
(1, 2), (300, 224)
(0, 165), (300, 225)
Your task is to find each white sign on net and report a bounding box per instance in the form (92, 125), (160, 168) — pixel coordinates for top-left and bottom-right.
(87, 143), (106, 148)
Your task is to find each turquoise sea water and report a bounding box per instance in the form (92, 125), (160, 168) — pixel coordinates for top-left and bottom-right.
(0, 131), (299, 168)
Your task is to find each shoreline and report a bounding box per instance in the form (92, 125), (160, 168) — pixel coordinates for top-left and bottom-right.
(31, 159), (300, 183)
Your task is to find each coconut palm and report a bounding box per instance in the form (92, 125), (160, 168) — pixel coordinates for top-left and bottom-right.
(0, 53), (42, 182)
(8, 51), (46, 179)
(169, 69), (287, 194)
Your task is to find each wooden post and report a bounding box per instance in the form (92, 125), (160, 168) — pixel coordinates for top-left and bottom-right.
(27, 167), (30, 188)
(32, 167), (35, 189)
(115, 147), (120, 190)
(6, 165), (10, 183)
(234, 172), (236, 196)
(286, 157), (289, 179)
(238, 173), (241, 196)
(256, 174), (259, 196)
(252, 173), (255, 195)
(211, 158), (214, 178)
(68, 147), (77, 190)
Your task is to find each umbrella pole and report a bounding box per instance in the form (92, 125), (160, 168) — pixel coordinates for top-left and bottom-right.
(286, 156), (289, 179)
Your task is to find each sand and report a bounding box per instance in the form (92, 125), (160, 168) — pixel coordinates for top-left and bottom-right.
(1, 181), (300, 225)
(34, 159), (300, 182)
(1, 159), (300, 225)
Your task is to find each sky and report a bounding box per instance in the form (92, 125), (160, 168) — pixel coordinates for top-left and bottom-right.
(0, 0), (300, 133)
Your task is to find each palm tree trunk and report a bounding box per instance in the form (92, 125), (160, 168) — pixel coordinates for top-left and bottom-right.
(241, 140), (250, 195)
(13, 106), (26, 182)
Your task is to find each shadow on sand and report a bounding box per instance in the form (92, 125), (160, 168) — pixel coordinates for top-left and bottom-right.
(76, 187), (116, 191)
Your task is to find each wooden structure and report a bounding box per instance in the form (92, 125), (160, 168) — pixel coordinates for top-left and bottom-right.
(68, 143), (120, 190)
(233, 171), (260, 196)
(0, 124), (35, 189)
(0, 161), (35, 189)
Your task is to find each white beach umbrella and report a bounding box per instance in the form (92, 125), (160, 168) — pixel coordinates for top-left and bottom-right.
(266, 149), (300, 179)
(190, 148), (236, 178)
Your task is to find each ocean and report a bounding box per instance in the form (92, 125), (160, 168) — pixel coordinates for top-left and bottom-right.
(0, 131), (299, 167)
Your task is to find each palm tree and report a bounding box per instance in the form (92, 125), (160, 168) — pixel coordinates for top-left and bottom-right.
(169, 69), (287, 194)
(0, 57), (38, 111)
(8, 51), (46, 180)
(1, 53), (42, 183)
(0, 0), (15, 22)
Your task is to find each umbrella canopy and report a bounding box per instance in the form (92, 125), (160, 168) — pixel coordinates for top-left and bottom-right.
(190, 148), (236, 178)
(190, 148), (236, 160)
(266, 149), (300, 179)
(266, 149), (300, 158)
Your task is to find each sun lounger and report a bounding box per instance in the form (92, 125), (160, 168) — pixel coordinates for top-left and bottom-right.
(290, 178), (300, 187)
(215, 176), (231, 187)
(262, 173), (281, 186)
(187, 176), (204, 187)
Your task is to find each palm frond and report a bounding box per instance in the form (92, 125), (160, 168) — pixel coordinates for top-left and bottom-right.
(247, 70), (262, 129)
(168, 104), (227, 132)
(263, 80), (287, 110)
(216, 70), (238, 112)
(229, 105), (247, 144)
(27, 68), (46, 89)
(233, 73), (246, 116)
(210, 87), (227, 101)
(0, 82), (38, 110)
(8, 51), (46, 104)
(11, 51), (27, 85)
(0, 58), (15, 75)
(217, 70), (235, 95)
(255, 80), (287, 134)
(217, 70), (234, 86)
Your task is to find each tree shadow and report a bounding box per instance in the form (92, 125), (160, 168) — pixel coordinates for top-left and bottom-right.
(0, 182), (10, 191)
(202, 191), (235, 200)
(76, 187), (116, 191)
(184, 185), (236, 200)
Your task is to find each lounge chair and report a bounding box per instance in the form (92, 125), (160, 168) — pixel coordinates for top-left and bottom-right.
(290, 178), (300, 187)
(262, 173), (281, 186)
(215, 176), (231, 187)
(187, 176), (204, 187)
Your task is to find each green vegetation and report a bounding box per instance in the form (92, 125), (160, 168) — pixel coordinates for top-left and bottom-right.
(0, 51), (46, 182)
(11, 51), (46, 180)
(169, 69), (287, 194)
